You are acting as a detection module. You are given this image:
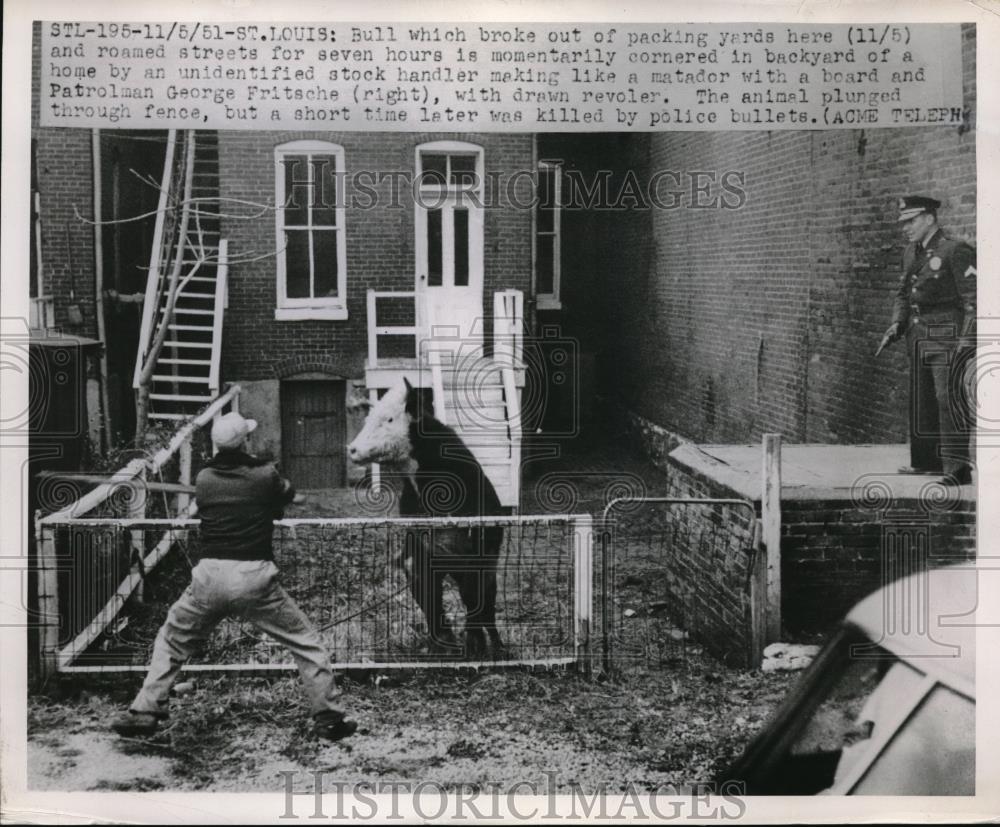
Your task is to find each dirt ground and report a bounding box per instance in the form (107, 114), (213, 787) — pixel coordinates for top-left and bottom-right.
(28, 660), (797, 793)
(26, 435), (802, 793)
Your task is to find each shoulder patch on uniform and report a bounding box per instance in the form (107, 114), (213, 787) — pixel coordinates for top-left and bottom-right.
(965, 265), (977, 278)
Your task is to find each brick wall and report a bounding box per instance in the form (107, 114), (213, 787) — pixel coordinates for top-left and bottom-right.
(33, 26), (98, 337)
(782, 499), (977, 632)
(217, 131), (534, 383)
(624, 407), (977, 635)
(597, 25), (976, 446)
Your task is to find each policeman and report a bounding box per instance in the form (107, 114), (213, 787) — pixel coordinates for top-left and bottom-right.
(881, 196), (976, 486)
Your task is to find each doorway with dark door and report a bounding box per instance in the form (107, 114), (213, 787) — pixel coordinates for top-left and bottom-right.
(281, 378), (346, 488)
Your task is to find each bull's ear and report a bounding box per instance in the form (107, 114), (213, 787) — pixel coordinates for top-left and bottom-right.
(404, 378), (421, 418)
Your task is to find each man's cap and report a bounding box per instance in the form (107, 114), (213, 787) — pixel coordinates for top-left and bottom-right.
(211, 411), (258, 449)
(898, 195), (941, 222)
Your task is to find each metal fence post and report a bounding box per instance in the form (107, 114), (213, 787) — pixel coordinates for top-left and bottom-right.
(601, 525), (612, 676)
(573, 514), (594, 677)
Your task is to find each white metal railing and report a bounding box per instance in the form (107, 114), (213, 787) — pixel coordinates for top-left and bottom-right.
(492, 289), (524, 371)
(134, 130), (179, 389)
(208, 239), (229, 396)
(493, 289), (524, 505)
(424, 295), (448, 424)
(35, 385), (242, 676)
(501, 361), (522, 506)
(366, 289), (419, 369)
(30, 296), (55, 331)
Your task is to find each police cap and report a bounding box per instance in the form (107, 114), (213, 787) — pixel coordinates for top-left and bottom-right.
(898, 195), (942, 222)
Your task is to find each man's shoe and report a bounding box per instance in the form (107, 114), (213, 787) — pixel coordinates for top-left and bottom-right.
(897, 466), (942, 475)
(314, 713), (358, 742)
(111, 711), (161, 736)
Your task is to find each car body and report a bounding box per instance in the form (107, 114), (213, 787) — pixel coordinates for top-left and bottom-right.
(719, 565), (976, 795)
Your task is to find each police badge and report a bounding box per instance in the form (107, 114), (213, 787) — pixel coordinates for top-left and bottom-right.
(930, 256), (942, 271)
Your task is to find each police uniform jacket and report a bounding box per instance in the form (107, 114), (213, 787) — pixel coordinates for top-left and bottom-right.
(891, 229), (977, 335)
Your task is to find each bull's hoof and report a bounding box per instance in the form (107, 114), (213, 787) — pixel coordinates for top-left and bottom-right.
(490, 644), (511, 662)
(426, 631), (462, 658)
(463, 641), (487, 661)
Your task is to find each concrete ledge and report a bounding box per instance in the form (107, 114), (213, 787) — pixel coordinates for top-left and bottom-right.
(667, 443), (975, 504)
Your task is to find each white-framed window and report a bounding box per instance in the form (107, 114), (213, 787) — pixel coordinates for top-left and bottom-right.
(535, 160), (562, 310)
(274, 140), (347, 321)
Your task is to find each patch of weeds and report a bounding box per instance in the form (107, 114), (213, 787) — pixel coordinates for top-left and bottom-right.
(446, 739), (487, 760)
(90, 777), (165, 792)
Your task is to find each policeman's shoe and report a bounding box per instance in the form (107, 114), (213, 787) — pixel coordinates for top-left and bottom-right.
(314, 712), (358, 742)
(897, 466), (942, 475)
(111, 711), (163, 737)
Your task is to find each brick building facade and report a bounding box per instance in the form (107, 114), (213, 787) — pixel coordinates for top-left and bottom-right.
(580, 24), (976, 448)
(30, 24), (976, 637)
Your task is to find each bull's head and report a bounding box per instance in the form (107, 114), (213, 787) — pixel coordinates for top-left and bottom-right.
(347, 378), (428, 466)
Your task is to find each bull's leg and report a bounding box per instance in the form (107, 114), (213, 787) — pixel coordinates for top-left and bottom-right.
(459, 527), (505, 660)
(480, 568), (505, 659)
(428, 571), (459, 654)
(411, 532), (458, 654)
(453, 570), (488, 659)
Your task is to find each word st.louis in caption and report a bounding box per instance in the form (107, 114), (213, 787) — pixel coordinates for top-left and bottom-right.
(42, 22), (963, 131)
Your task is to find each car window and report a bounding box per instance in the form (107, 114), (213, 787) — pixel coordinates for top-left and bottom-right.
(851, 684), (974, 795)
(778, 645), (929, 794)
(791, 650), (923, 756)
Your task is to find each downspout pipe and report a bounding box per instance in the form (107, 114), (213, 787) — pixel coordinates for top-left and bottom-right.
(92, 129), (112, 453)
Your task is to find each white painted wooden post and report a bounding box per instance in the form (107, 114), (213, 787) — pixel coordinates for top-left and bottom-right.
(369, 388), (381, 494)
(573, 514), (594, 676)
(36, 518), (60, 681)
(748, 519), (766, 668)
(178, 438), (192, 514)
(129, 468), (148, 603)
(762, 434), (782, 643)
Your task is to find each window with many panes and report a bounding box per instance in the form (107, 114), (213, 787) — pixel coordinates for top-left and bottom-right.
(274, 141), (347, 320)
(535, 160), (562, 310)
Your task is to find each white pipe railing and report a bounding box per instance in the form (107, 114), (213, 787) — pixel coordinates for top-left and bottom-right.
(133, 130), (178, 389)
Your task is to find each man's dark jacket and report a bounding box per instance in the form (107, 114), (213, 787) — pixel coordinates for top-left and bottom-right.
(195, 449), (296, 561)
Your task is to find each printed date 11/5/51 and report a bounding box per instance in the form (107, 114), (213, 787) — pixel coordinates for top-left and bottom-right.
(48, 23), (339, 42)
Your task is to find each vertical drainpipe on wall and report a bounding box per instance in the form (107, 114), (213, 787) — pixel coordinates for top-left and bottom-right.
(92, 129), (112, 454)
(529, 133), (538, 339)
